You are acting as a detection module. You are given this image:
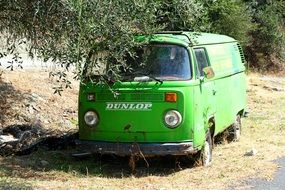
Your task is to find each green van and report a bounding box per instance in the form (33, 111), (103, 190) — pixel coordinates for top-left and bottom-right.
(77, 32), (246, 166)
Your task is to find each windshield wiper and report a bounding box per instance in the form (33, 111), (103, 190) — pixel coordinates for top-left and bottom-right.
(134, 75), (163, 84)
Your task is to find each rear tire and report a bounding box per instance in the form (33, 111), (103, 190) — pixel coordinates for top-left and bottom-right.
(228, 115), (242, 142)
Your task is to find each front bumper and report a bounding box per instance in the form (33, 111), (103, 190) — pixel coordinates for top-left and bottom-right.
(74, 140), (197, 156)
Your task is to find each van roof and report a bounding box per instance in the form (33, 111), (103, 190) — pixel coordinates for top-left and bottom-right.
(154, 31), (237, 46)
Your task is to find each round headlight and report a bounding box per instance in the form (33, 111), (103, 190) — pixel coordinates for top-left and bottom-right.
(164, 110), (182, 128)
(84, 111), (99, 126)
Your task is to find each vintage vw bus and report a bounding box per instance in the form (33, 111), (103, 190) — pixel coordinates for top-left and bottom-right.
(77, 32), (246, 166)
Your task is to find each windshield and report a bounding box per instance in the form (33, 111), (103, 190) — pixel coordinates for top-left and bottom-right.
(83, 44), (192, 82)
(124, 44), (191, 81)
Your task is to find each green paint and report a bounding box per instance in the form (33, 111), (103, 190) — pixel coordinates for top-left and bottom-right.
(78, 32), (246, 155)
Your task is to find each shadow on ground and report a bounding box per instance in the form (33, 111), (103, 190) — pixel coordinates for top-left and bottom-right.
(0, 179), (33, 190)
(0, 124), (78, 156)
(0, 77), (25, 126)
(0, 148), (196, 179)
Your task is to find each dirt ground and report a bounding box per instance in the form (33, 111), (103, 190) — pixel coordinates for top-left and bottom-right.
(0, 69), (285, 190)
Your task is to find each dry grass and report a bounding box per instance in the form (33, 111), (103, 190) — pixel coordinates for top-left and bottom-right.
(0, 69), (78, 132)
(0, 70), (285, 190)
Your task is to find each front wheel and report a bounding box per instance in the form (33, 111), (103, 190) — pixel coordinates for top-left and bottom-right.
(195, 132), (213, 166)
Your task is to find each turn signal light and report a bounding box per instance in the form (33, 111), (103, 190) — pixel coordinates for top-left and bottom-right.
(165, 92), (177, 102)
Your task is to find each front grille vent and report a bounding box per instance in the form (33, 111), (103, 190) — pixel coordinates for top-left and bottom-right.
(97, 93), (164, 102)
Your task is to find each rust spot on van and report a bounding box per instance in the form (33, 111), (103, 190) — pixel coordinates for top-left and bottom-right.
(124, 124), (132, 132)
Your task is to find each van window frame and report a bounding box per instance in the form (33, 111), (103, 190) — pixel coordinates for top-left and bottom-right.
(193, 48), (211, 78)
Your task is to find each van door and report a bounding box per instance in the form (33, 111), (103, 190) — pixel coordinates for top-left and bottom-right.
(194, 48), (216, 130)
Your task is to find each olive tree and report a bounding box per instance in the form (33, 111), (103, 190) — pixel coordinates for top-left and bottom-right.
(1, 0), (163, 92)
(3, 0), (281, 86)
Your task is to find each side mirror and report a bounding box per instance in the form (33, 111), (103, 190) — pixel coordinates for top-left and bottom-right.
(202, 66), (215, 79)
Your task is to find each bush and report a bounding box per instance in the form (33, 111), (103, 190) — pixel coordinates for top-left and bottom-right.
(198, 0), (253, 45)
(245, 0), (285, 69)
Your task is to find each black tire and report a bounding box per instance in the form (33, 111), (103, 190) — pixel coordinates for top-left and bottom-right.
(228, 115), (242, 142)
(195, 132), (213, 166)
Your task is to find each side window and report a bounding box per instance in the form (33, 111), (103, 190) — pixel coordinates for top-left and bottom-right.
(194, 48), (210, 77)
